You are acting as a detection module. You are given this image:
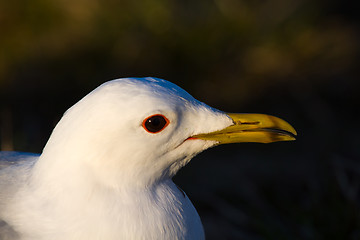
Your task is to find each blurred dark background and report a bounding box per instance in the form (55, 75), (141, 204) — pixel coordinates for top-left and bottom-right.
(0, 0), (359, 239)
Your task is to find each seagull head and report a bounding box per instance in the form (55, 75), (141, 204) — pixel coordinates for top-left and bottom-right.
(37, 77), (296, 188)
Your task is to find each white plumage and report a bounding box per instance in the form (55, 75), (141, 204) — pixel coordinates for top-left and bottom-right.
(0, 77), (296, 240)
(0, 78), (233, 240)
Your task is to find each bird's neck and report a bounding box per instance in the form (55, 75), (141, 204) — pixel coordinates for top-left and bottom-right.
(32, 153), (169, 196)
(18, 176), (205, 240)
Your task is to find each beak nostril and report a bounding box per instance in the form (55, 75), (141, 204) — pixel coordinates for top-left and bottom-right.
(239, 121), (260, 125)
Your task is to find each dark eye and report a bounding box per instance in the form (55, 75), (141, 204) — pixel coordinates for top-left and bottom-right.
(142, 114), (170, 133)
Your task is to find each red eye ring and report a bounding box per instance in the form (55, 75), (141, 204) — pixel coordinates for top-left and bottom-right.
(142, 114), (170, 134)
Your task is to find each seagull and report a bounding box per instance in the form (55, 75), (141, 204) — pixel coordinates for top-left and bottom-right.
(0, 77), (296, 240)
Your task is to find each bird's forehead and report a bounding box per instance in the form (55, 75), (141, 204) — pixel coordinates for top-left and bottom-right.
(98, 77), (199, 108)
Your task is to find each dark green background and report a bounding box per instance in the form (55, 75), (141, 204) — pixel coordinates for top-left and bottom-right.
(0, 0), (359, 239)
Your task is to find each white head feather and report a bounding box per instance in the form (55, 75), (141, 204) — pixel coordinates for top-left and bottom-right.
(35, 77), (232, 189)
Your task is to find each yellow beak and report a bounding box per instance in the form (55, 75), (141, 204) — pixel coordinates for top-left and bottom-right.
(192, 113), (297, 144)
